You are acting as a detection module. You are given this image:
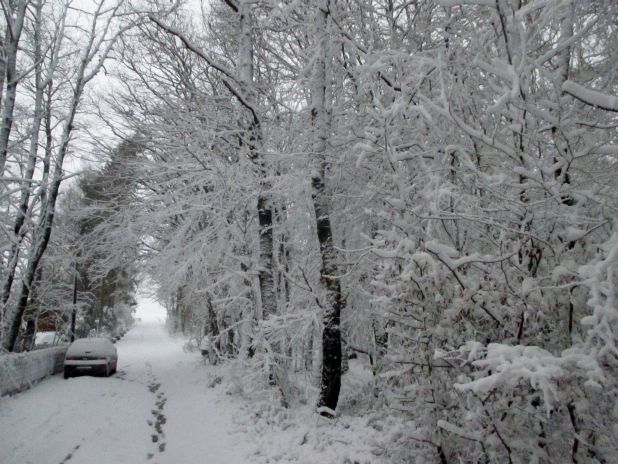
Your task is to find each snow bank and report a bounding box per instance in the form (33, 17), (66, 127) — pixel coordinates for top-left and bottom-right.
(0, 346), (67, 396)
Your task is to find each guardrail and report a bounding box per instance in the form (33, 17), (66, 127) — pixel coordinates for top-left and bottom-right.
(0, 346), (68, 396)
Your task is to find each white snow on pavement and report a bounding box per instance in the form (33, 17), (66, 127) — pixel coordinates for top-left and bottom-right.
(0, 373), (152, 464)
(1, 295), (390, 464)
(1, 296), (251, 464)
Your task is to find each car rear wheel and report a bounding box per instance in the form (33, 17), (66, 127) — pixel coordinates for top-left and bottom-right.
(64, 367), (72, 379)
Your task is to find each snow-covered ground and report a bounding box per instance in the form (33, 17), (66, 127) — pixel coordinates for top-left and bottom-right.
(1, 296), (251, 464)
(1, 296), (390, 464)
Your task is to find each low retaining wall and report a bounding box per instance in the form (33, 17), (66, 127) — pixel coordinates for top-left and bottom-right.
(0, 346), (67, 396)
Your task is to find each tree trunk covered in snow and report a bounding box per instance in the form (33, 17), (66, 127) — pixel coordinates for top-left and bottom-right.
(236, 0), (276, 319)
(0, 0), (28, 176)
(0, 29), (7, 111)
(257, 195), (275, 316)
(1, 0), (45, 308)
(310, 0), (342, 416)
(5, 176), (59, 351)
(3, 0), (130, 351)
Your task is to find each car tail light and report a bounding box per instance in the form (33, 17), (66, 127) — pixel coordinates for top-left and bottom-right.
(65, 355), (79, 360)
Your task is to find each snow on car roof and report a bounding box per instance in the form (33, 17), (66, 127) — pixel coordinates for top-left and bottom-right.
(72, 337), (112, 344)
(67, 337), (116, 356)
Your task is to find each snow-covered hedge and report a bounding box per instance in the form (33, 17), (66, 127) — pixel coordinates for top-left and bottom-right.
(0, 346), (67, 396)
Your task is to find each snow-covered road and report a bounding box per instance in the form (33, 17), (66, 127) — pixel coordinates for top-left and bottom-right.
(0, 298), (251, 464)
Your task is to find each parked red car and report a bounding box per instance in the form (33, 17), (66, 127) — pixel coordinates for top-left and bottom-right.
(64, 338), (118, 379)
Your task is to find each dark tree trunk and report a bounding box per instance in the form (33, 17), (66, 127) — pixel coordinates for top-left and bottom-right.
(22, 318), (35, 352)
(276, 203), (291, 306)
(70, 260), (78, 342)
(313, 176), (343, 415)
(204, 296), (219, 364)
(206, 295), (219, 337)
(4, 199), (56, 351)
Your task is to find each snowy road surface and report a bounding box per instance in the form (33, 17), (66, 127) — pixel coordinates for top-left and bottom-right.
(0, 298), (252, 464)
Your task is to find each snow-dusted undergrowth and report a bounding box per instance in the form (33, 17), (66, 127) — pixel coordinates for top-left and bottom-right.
(207, 357), (405, 464)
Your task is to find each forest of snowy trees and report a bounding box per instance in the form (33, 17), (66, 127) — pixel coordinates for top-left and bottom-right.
(1, 0), (616, 462)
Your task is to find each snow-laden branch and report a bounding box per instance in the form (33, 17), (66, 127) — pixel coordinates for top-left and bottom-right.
(436, 0), (494, 6)
(452, 343), (568, 415)
(563, 80), (618, 112)
(148, 14), (260, 126)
